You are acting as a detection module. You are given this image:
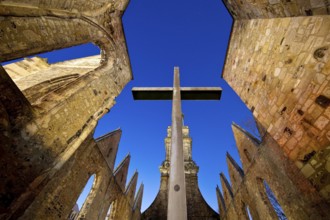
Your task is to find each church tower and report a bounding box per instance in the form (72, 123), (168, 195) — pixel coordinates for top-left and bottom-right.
(142, 126), (219, 219)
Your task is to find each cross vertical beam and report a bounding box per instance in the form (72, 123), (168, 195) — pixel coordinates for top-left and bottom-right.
(132, 67), (221, 220)
(168, 67), (187, 219)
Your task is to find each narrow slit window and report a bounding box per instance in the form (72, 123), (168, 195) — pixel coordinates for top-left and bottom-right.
(263, 180), (287, 220)
(246, 205), (253, 220)
(105, 202), (114, 220)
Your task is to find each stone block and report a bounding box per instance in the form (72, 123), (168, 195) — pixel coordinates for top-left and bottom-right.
(301, 164), (316, 178)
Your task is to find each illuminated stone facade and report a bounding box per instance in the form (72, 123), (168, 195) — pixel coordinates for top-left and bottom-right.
(218, 0), (330, 219)
(222, 0), (330, 202)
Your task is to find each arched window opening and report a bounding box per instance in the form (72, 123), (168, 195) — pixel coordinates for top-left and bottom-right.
(244, 149), (251, 162)
(107, 200), (118, 220)
(263, 180), (287, 220)
(105, 201), (114, 220)
(245, 205), (253, 220)
(69, 174), (96, 219)
(256, 177), (287, 220)
(240, 201), (252, 220)
(34, 42), (100, 64)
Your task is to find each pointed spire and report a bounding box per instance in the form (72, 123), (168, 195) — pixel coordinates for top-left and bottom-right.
(226, 152), (244, 177)
(216, 185), (226, 218)
(133, 183), (144, 212)
(114, 153), (131, 192)
(232, 122), (261, 145)
(226, 152), (244, 193)
(232, 123), (259, 171)
(125, 171), (138, 206)
(220, 173), (233, 210)
(96, 128), (122, 171)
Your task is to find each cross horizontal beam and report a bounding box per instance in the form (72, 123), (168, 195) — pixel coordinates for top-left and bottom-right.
(132, 87), (222, 100)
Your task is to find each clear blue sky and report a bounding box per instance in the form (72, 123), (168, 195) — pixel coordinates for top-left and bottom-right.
(3, 0), (259, 213)
(93, 0), (256, 212)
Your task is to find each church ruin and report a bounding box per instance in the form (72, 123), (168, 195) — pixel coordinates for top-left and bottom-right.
(0, 0), (144, 219)
(0, 0), (329, 219)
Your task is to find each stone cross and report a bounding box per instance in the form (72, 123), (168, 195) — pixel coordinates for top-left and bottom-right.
(132, 67), (221, 220)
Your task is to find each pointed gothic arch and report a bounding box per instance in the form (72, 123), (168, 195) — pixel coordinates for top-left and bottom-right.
(73, 174), (97, 218)
(245, 205), (253, 220)
(238, 200), (251, 220)
(105, 201), (114, 220)
(107, 199), (120, 220)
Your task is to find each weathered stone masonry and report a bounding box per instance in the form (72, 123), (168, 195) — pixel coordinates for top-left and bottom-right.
(223, 0), (329, 19)
(0, 0), (143, 219)
(20, 129), (143, 220)
(1, 0), (330, 219)
(222, 0), (330, 201)
(217, 123), (330, 219)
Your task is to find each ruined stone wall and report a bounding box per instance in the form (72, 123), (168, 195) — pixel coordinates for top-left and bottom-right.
(5, 55), (102, 103)
(223, 5), (330, 199)
(108, 157), (143, 220)
(3, 0), (112, 12)
(3, 57), (50, 80)
(131, 184), (144, 220)
(223, 0), (329, 19)
(224, 16), (330, 161)
(18, 129), (143, 220)
(217, 123), (330, 220)
(0, 0), (133, 218)
(0, 16), (97, 62)
(0, 55), (126, 219)
(0, 0), (131, 63)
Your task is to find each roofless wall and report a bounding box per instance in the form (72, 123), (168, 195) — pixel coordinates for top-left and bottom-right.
(222, 0), (330, 201)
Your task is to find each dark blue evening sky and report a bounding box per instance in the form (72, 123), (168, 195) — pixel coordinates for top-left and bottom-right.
(3, 0), (259, 212)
